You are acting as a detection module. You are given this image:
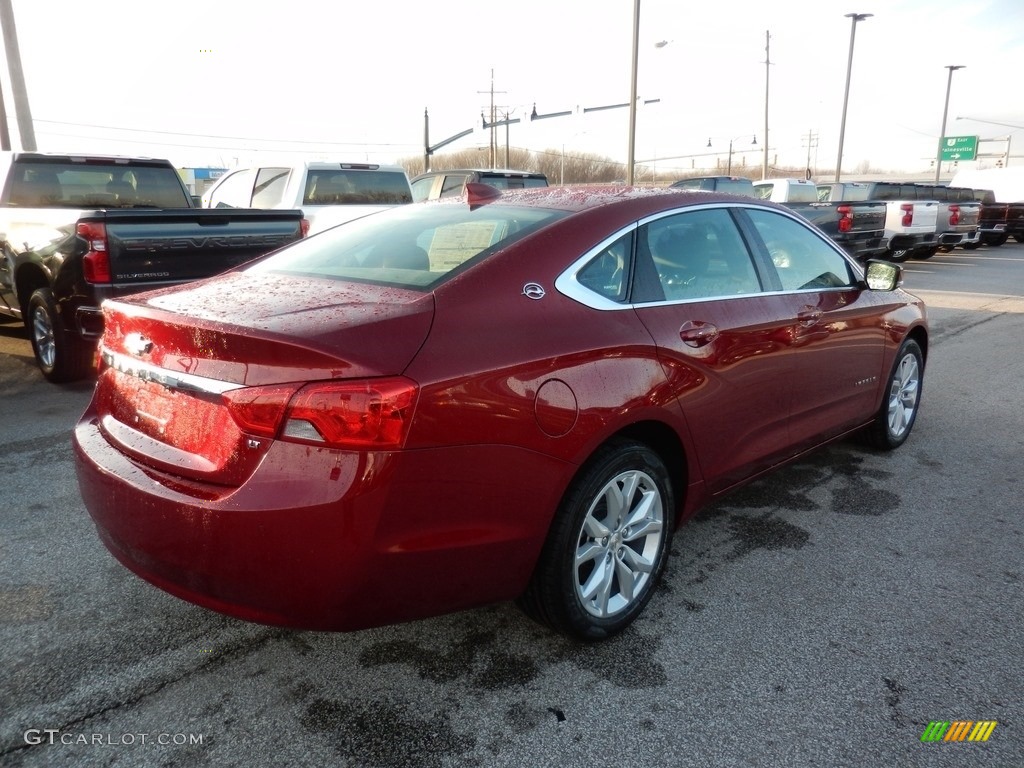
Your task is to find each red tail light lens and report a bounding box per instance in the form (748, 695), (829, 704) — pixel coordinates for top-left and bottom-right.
(77, 221), (111, 284)
(300, 218), (311, 238)
(222, 383), (302, 437)
(949, 205), (960, 226)
(900, 203), (913, 227)
(837, 204), (853, 233)
(223, 377), (418, 450)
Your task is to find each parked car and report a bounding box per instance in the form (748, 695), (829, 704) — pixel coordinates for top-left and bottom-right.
(753, 178), (889, 261)
(74, 185), (928, 640)
(410, 169), (548, 201)
(0, 151), (306, 381)
(669, 175), (756, 196)
(202, 161), (412, 235)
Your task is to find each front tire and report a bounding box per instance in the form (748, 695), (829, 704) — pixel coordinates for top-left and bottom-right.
(862, 339), (923, 450)
(518, 440), (674, 640)
(27, 288), (94, 383)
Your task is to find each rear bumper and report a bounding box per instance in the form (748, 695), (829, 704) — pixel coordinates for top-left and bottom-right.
(73, 409), (566, 631)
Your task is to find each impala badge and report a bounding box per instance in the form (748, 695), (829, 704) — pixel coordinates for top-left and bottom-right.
(125, 332), (154, 357)
(522, 283), (546, 300)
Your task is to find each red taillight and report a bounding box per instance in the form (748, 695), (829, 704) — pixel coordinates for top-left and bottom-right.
(837, 204), (853, 233)
(77, 221), (111, 284)
(901, 203), (913, 227)
(222, 383), (302, 437)
(299, 218), (311, 238)
(223, 377), (418, 450)
(949, 205), (960, 226)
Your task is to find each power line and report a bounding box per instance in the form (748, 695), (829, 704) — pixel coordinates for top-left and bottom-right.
(34, 119), (409, 148)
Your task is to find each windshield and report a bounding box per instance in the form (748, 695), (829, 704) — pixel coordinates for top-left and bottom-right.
(246, 202), (565, 289)
(5, 161), (191, 208)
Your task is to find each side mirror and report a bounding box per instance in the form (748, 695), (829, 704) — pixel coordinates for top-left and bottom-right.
(864, 260), (902, 291)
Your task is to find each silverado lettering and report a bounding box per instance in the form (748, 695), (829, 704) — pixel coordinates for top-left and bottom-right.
(121, 234), (294, 252)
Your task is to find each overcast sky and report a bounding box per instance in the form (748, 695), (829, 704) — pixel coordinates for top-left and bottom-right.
(3, 0), (1022, 175)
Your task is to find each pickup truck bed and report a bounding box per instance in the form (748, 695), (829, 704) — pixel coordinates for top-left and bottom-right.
(0, 152), (305, 381)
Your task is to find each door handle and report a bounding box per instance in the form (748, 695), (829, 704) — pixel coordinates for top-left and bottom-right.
(796, 306), (823, 326)
(678, 320), (719, 348)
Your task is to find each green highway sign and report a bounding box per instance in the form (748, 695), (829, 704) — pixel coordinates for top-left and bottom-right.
(940, 135), (978, 162)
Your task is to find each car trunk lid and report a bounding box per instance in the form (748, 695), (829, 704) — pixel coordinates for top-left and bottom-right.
(91, 271), (433, 487)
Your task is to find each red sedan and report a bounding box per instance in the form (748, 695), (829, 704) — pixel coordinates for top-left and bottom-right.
(73, 185), (927, 640)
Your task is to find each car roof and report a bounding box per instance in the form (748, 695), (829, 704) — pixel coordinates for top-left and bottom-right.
(413, 168), (546, 179)
(436, 184), (778, 214)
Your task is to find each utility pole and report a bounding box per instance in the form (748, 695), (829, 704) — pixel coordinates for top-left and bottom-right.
(802, 130), (819, 179)
(762, 30), (771, 180)
(0, 0), (36, 150)
(478, 70), (507, 168)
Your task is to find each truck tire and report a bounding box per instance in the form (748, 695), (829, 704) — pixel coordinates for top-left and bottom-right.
(27, 288), (95, 383)
(982, 233), (1008, 247)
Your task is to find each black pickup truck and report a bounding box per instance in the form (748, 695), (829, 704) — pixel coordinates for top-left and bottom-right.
(0, 152), (305, 382)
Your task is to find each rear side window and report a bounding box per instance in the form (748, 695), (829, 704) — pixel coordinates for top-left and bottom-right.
(209, 169), (256, 208)
(439, 174), (469, 199)
(479, 174), (548, 190)
(302, 170), (412, 205)
(251, 167), (290, 208)
(641, 208), (762, 301)
(5, 161), (191, 208)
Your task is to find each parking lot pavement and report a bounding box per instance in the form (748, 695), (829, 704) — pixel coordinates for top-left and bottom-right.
(1, 251), (1023, 767)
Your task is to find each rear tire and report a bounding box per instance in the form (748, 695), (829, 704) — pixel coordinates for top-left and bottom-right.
(518, 439), (674, 640)
(28, 288), (94, 383)
(982, 233), (1008, 247)
(862, 339), (923, 450)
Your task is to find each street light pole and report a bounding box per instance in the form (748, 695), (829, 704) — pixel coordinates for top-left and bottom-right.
(834, 12), (872, 183)
(717, 135), (756, 175)
(935, 65), (965, 183)
(626, 0), (641, 185)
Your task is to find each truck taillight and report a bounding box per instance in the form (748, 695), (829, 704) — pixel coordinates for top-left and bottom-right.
(949, 205), (960, 226)
(300, 218), (310, 238)
(77, 221), (111, 284)
(901, 203), (913, 227)
(837, 204), (853, 233)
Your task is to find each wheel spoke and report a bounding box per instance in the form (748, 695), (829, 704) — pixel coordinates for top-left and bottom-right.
(620, 545), (655, 574)
(614, 556), (636, 603)
(579, 558), (610, 603)
(623, 489), (658, 530)
(582, 513), (611, 540)
(623, 516), (662, 543)
(575, 540), (605, 567)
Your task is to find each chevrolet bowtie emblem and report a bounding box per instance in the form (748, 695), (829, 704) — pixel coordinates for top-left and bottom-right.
(124, 333), (154, 356)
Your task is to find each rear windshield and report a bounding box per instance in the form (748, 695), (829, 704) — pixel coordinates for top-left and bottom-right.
(302, 170), (412, 205)
(479, 175), (548, 190)
(5, 160), (191, 208)
(246, 201), (564, 289)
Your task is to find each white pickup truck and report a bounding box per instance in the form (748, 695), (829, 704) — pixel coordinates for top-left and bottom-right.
(202, 161), (412, 236)
(818, 181), (939, 262)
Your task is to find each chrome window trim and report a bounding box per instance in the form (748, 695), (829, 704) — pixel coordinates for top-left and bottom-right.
(101, 349), (242, 395)
(556, 202), (864, 312)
